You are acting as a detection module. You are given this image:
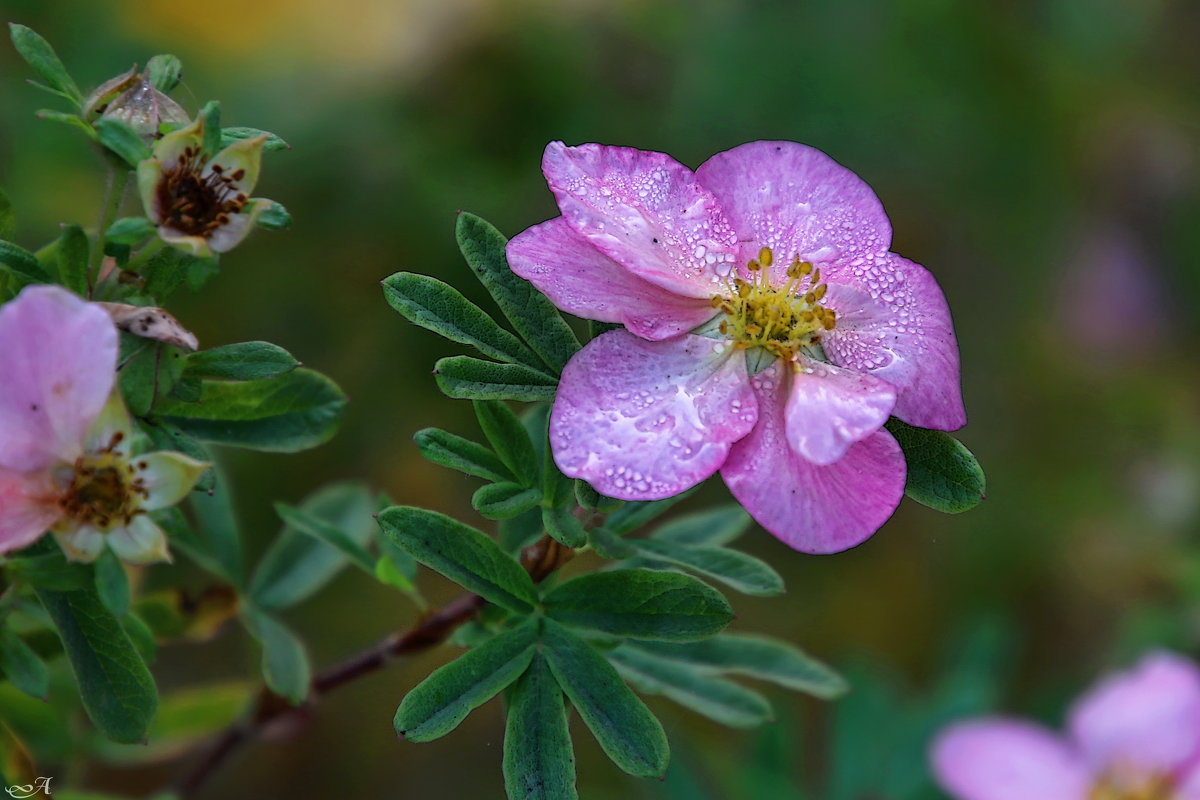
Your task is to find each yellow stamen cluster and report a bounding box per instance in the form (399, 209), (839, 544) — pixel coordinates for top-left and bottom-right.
(712, 247), (837, 359)
(58, 432), (149, 530)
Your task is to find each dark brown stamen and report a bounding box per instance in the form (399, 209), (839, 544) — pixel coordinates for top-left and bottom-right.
(155, 147), (249, 238)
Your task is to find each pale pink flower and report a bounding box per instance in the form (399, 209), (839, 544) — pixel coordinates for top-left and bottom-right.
(0, 285), (207, 564)
(932, 652), (1200, 800)
(507, 141), (964, 553)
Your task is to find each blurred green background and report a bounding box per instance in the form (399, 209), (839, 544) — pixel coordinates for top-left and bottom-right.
(2, 0), (1198, 797)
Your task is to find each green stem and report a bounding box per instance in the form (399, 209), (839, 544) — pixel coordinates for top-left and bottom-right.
(88, 165), (129, 296)
(122, 236), (166, 275)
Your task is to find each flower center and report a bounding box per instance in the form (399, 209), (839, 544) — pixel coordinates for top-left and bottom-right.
(157, 144), (249, 237)
(58, 433), (148, 530)
(711, 247), (837, 360)
(1089, 774), (1176, 800)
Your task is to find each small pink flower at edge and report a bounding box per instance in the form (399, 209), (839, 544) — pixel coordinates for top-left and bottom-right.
(931, 651), (1200, 800)
(506, 140), (965, 554)
(0, 285), (208, 564)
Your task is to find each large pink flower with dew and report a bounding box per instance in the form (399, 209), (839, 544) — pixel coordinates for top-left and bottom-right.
(507, 141), (965, 553)
(932, 652), (1200, 800)
(0, 285), (207, 564)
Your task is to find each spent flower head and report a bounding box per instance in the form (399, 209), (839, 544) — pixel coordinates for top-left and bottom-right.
(0, 285), (208, 564)
(508, 140), (965, 553)
(83, 64), (189, 141)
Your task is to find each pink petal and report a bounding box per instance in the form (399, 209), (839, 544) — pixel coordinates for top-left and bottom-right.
(785, 356), (897, 466)
(1175, 763), (1200, 799)
(0, 286), (118, 471)
(541, 142), (739, 299)
(549, 331), (757, 500)
(720, 363), (905, 554)
(0, 468), (62, 554)
(930, 719), (1091, 800)
(694, 140), (892, 282)
(821, 252), (965, 430)
(1067, 651), (1200, 776)
(507, 217), (718, 341)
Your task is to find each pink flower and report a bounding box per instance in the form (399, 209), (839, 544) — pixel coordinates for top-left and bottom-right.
(507, 141), (964, 553)
(0, 285), (207, 564)
(931, 652), (1200, 800)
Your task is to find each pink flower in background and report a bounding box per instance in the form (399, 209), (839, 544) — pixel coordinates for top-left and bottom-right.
(0, 285), (207, 564)
(508, 141), (964, 553)
(932, 652), (1200, 800)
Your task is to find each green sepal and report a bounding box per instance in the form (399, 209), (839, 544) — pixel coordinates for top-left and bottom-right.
(504, 652), (577, 800)
(575, 480), (621, 513)
(455, 213), (580, 373)
(183, 341), (300, 382)
(413, 427), (512, 483)
(473, 483), (543, 520)
(199, 101), (221, 157)
(8, 24), (83, 104)
(394, 618), (538, 741)
(434, 355), (557, 402)
(377, 506), (538, 613)
(146, 54), (183, 92)
(542, 619), (668, 778)
(254, 200), (291, 231)
(543, 569), (732, 641)
(886, 418), (986, 513)
(105, 217), (157, 245)
(95, 118), (152, 167)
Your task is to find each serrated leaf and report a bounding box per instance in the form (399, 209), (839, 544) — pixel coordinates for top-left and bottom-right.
(473, 483), (543, 520)
(504, 652), (577, 800)
(146, 54), (183, 92)
(608, 644), (773, 728)
(605, 487), (698, 535)
(250, 482), (376, 610)
(95, 118), (152, 168)
(273, 502), (375, 573)
(413, 427), (512, 483)
(542, 619), (668, 778)
(56, 223), (89, 295)
(636, 634), (848, 699)
(395, 618), (537, 741)
(219, 126), (289, 152)
(383, 272), (543, 369)
(473, 400), (539, 486)
(543, 570), (732, 641)
(886, 418), (985, 513)
(0, 240), (51, 284)
(35, 582), (158, 742)
(455, 213), (580, 373)
(183, 341), (299, 382)
(651, 505), (751, 546)
(243, 608), (309, 705)
(93, 549), (130, 617)
(377, 506), (537, 613)
(434, 356), (557, 402)
(632, 540), (784, 597)
(105, 217), (156, 245)
(8, 24), (82, 104)
(155, 368), (346, 453)
(542, 506), (586, 549)
(0, 628), (49, 700)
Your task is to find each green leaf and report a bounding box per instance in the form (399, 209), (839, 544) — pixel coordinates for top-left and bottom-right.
(395, 618), (537, 741)
(273, 502), (375, 573)
(575, 480), (621, 513)
(651, 505), (751, 547)
(8, 24), (82, 104)
(219, 126), (290, 152)
(0, 628), (49, 700)
(250, 482), (376, 610)
(117, 339), (157, 416)
(474, 400), (539, 485)
(499, 506), (545, 554)
(141, 247), (189, 301)
(434, 356), (557, 402)
(243, 608), (309, 705)
(586, 527), (637, 560)
(93, 549), (130, 617)
(146, 54), (183, 92)
(155, 368), (347, 453)
(34, 108), (97, 138)
(184, 341), (300, 382)
(199, 101), (221, 157)
(886, 418), (986, 513)
(254, 200), (291, 230)
(608, 644), (773, 728)
(123, 612), (158, 665)
(605, 487), (698, 535)
(56, 223), (89, 295)
(187, 468), (245, 587)
(0, 187), (15, 241)
(504, 652), (577, 800)
(542, 506), (586, 549)
(6, 551), (91, 590)
(542, 620), (668, 778)
(632, 540), (784, 597)
(383, 272), (543, 370)
(105, 217), (157, 245)
(543, 570), (732, 641)
(377, 506), (537, 613)
(95, 118), (152, 167)
(635, 634), (848, 699)
(35, 583), (158, 742)
(473, 483), (543, 520)
(413, 427), (512, 483)
(455, 213), (580, 373)
(0, 239), (51, 284)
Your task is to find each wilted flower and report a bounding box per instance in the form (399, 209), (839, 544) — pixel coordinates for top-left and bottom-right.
(932, 651), (1200, 800)
(137, 116), (274, 257)
(508, 141), (964, 553)
(0, 286), (207, 564)
(83, 65), (190, 140)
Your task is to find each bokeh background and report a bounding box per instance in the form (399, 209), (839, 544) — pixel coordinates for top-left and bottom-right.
(1, 0), (1198, 797)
